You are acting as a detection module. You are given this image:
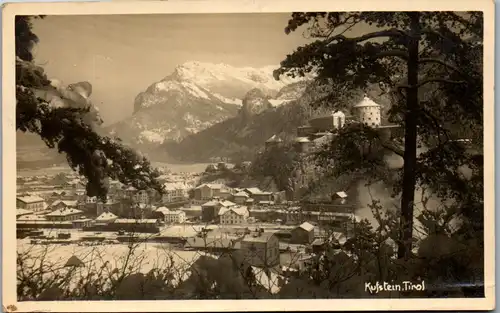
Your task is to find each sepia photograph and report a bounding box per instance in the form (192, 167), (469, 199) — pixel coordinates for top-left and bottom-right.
(2, 0), (495, 311)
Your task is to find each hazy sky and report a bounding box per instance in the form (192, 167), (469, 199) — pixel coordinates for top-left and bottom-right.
(31, 14), (313, 124)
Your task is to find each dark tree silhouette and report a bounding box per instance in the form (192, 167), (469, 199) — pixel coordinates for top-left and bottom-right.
(15, 16), (164, 200)
(274, 11), (483, 260)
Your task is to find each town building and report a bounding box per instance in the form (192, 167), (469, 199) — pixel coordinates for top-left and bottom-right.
(201, 199), (236, 223)
(16, 195), (45, 212)
(308, 111), (346, 133)
(45, 208), (84, 222)
(95, 211), (118, 224)
(193, 183), (230, 202)
(290, 222), (315, 244)
(332, 191), (348, 204)
(162, 182), (188, 204)
(71, 218), (94, 228)
(164, 210), (187, 224)
(233, 191), (250, 205)
(241, 231), (280, 268)
(155, 206), (187, 224)
(49, 199), (78, 211)
(219, 206), (249, 224)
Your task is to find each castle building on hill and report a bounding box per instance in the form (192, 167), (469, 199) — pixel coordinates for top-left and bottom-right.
(353, 96), (382, 128)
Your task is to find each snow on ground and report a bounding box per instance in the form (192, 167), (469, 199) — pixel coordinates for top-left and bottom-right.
(17, 241), (214, 288)
(179, 81), (210, 100)
(212, 93), (243, 106)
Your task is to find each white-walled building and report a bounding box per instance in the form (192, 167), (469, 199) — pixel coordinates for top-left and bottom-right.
(155, 206), (187, 224)
(353, 96), (381, 127)
(219, 206), (249, 224)
(16, 195), (45, 212)
(165, 210), (186, 224)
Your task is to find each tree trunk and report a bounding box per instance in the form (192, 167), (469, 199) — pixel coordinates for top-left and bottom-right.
(398, 12), (420, 260)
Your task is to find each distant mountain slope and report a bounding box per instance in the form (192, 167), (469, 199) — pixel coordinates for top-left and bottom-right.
(164, 83), (392, 163)
(107, 61), (311, 149)
(165, 101), (309, 163)
(109, 78), (239, 145)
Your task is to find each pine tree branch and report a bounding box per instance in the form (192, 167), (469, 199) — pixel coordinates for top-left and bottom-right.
(374, 49), (409, 61)
(380, 141), (405, 158)
(416, 78), (467, 89)
(398, 78), (466, 90)
(420, 28), (450, 42)
(325, 28), (407, 46)
(418, 58), (463, 74)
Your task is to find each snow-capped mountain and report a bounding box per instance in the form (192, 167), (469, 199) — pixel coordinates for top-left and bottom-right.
(111, 61), (310, 148)
(110, 78), (239, 146)
(161, 61), (308, 101)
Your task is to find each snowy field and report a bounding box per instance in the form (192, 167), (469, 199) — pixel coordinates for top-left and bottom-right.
(17, 240), (214, 287)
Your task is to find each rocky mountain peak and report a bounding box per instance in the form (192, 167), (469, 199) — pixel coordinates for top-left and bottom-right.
(240, 88), (273, 120)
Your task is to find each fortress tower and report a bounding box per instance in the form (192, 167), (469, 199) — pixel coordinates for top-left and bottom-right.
(353, 95), (381, 127)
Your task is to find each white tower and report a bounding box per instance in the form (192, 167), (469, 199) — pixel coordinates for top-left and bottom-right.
(332, 111), (346, 129)
(353, 95), (381, 127)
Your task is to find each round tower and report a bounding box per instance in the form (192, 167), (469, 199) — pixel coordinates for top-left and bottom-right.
(353, 95), (381, 127)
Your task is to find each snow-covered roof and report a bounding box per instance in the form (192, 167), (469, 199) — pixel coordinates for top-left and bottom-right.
(201, 200), (219, 207)
(195, 183), (224, 190)
(298, 222), (315, 232)
(353, 96), (380, 108)
(335, 191), (348, 199)
(155, 206), (171, 214)
(17, 195), (44, 204)
(242, 232), (276, 243)
(46, 208), (83, 217)
(17, 214), (47, 221)
(218, 206), (249, 216)
(16, 208), (34, 216)
(95, 212), (118, 221)
(244, 187), (263, 195)
(51, 200), (78, 207)
(164, 210), (185, 216)
(202, 199), (236, 208)
(294, 137), (311, 143)
(220, 200), (236, 207)
(251, 266), (284, 294)
(233, 191), (250, 197)
(266, 135), (282, 143)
